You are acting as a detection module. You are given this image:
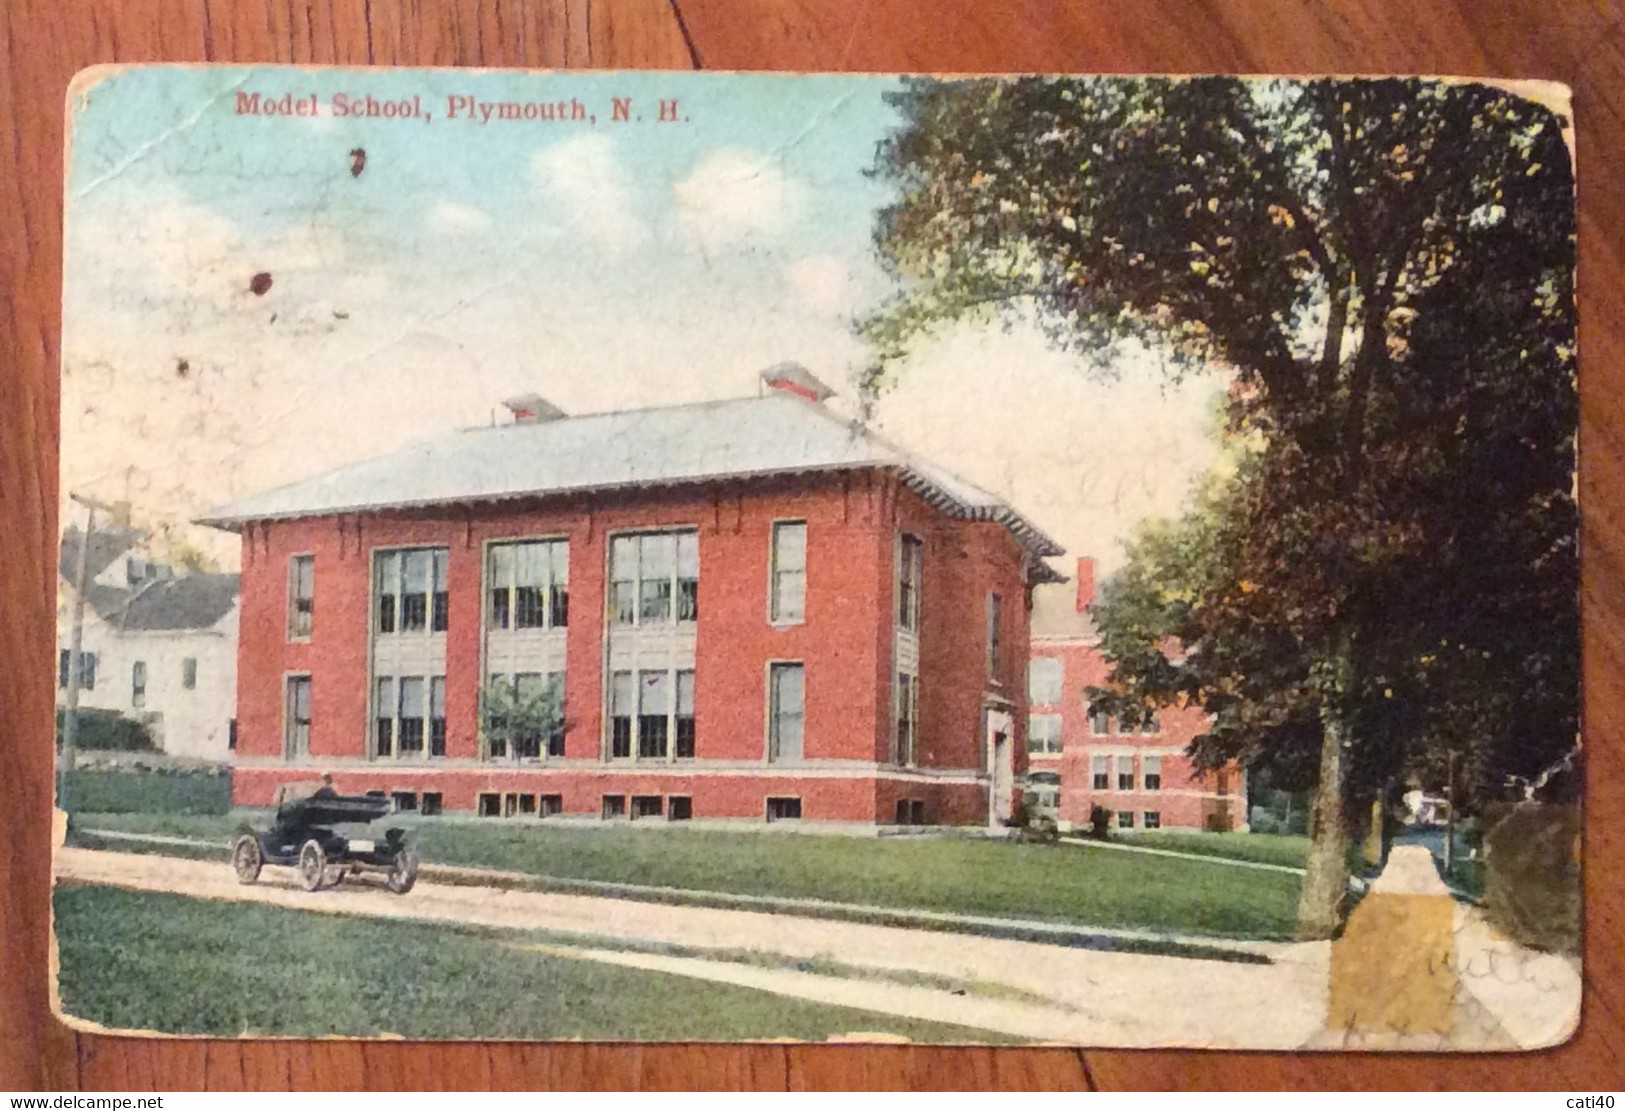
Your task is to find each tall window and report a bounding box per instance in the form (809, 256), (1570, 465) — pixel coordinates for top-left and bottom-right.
(288, 555), (314, 639)
(375, 678), (395, 756)
(770, 521), (807, 624)
(1027, 713), (1062, 755)
(375, 675), (447, 759)
(1140, 711), (1161, 735)
(607, 668), (692, 760)
(986, 593), (1003, 679)
(768, 662), (805, 762)
(676, 670), (696, 758)
(610, 531), (699, 626)
(1088, 704), (1111, 735)
(1117, 755), (1135, 791)
(897, 535), (923, 631)
(181, 657), (198, 690)
(376, 548), (449, 634)
(488, 539), (568, 630)
(398, 677), (426, 755)
(431, 676), (447, 756)
(638, 670), (672, 758)
(1028, 657), (1063, 705)
(1143, 755), (1162, 791)
(1091, 753), (1110, 790)
(285, 675), (311, 758)
(895, 672), (917, 765)
(609, 671), (633, 758)
(131, 661), (147, 708)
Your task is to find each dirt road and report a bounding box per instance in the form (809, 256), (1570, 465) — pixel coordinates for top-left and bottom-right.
(56, 846), (1329, 1047)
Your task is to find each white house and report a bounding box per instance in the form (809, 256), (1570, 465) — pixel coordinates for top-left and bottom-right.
(57, 525), (239, 760)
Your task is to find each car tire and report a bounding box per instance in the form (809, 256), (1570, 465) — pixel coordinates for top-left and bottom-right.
(232, 834), (263, 884)
(386, 846), (419, 895)
(298, 839), (327, 892)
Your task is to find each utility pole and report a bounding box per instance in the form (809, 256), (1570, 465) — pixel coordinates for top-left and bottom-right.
(59, 492), (118, 819)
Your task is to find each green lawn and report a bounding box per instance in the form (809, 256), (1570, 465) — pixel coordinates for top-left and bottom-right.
(63, 769), (232, 815)
(1111, 830), (1311, 870)
(54, 885), (1007, 1042)
(75, 811), (1302, 940)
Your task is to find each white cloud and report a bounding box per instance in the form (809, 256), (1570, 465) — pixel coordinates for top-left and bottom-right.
(531, 134), (645, 254)
(672, 149), (803, 253)
(785, 254), (859, 316)
(428, 200), (493, 235)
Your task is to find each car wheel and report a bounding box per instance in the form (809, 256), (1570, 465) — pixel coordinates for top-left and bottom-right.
(232, 835), (263, 884)
(386, 846), (419, 895)
(298, 839), (327, 892)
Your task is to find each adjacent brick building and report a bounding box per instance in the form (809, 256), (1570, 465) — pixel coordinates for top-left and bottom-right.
(1025, 559), (1247, 833)
(202, 367), (1065, 826)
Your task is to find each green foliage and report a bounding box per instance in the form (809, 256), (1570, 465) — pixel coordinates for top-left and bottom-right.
(479, 675), (565, 759)
(54, 885), (1006, 1041)
(65, 768), (231, 815)
(867, 77), (1577, 935)
(56, 708), (155, 752)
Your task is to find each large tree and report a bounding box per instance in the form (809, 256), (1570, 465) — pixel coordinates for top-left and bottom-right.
(864, 76), (1576, 937)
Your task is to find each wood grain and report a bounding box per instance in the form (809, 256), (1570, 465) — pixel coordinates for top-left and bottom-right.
(2, 0), (1618, 1091)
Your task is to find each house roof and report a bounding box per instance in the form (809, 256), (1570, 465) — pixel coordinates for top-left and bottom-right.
(83, 573), (241, 633)
(199, 393), (1066, 559)
(59, 527), (240, 632)
(58, 524), (145, 583)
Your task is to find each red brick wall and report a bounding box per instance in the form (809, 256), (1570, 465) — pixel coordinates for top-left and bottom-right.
(1028, 636), (1246, 832)
(231, 469), (1032, 822)
(236, 765), (989, 823)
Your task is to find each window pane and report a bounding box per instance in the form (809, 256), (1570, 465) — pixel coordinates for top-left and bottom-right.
(399, 677), (426, 754)
(375, 677), (394, 756)
(546, 672), (566, 756)
(640, 534), (675, 623)
(640, 670), (672, 713)
(610, 670), (633, 758)
(640, 576), (672, 623)
(675, 670), (696, 759)
(488, 545), (514, 630)
(676, 532), (699, 578)
(770, 664), (805, 761)
(610, 537), (637, 624)
(672, 532), (698, 620)
(403, 550), (430, 591)
(1028, 658), (1062, 705)
(430, 676), (446, 757)
(641, 533), (676, 577)
(550, 541), (570, 626)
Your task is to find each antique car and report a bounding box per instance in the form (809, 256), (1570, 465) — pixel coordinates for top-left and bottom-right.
(232, 783), (418, 894)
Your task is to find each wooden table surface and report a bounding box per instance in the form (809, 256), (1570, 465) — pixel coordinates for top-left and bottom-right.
(2, 0), (1621, 1091)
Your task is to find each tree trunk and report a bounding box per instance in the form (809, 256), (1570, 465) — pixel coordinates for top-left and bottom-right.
(1297, 636), (1354, 939)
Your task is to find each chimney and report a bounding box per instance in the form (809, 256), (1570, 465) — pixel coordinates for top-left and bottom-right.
(502, 393), (567, 425)
(760, 362), (835, 404)
(1076, 557), (1096, 612)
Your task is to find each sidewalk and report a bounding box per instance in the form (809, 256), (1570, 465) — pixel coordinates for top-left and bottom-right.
(1311, 845), (1579, 1049)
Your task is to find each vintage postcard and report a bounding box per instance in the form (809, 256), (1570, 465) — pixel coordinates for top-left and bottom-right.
(52, 66), (1580, 1048)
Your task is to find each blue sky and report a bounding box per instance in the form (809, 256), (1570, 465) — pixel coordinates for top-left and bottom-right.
(61, 66), (1221, 595)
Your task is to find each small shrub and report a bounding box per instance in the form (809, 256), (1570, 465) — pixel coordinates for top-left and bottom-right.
(1250, 807), (1282, 835)
(55, 708), (155, 752)
(1087, 804), (1113, 841)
